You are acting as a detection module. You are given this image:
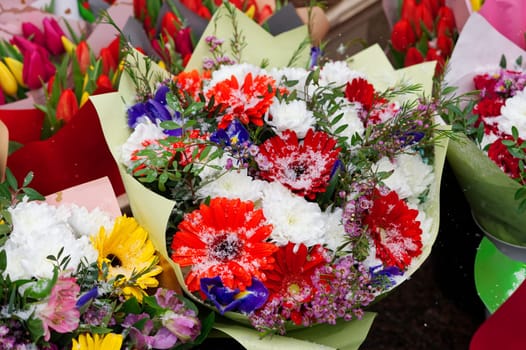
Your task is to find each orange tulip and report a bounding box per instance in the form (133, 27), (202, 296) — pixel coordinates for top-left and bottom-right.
(75, 41), (91, 74)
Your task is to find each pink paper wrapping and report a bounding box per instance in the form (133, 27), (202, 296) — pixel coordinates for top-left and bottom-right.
(479, 0), (526, 49)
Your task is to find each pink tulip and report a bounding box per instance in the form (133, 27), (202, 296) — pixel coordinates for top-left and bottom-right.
(11, 35), (39, 56)
(43, 17), (66, 55)
(21, 22), (45, 47)
(23, 49), (56, 89)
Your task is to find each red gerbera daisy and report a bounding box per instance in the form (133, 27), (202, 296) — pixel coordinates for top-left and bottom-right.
(206, 72), (276, 128)
(171, 197), (278, 292)
(345, 77), (376, 111)
(363, 189), (422, 270)
(256, 129), (341, 200)
(174, 69), (208, 101)
(264, 243), (328, 325)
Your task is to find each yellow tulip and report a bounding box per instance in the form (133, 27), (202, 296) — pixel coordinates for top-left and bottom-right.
(245, 4), (255, 19)
(79, 91), (90, 108)
(61, 35), (76, 55)
(0, 61), (18, 96)
(471, 0), (483, 11)
(4, 57), (25, 87)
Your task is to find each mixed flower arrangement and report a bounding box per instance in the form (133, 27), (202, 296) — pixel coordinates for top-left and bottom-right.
(112, 11), (445, 334)
(0, 173), (208, 349)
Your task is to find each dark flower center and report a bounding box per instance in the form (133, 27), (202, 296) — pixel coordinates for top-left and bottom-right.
(107, 254), (122, 267)
(210, 235), (241, 261)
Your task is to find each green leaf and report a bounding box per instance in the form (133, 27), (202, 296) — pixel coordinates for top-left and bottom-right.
(122, 296), (142, 314)
(7, 141), (23, 156)
(516, 55), (523, 67)
(22, 172), (34, 187)
(512, 126), (520, 140)
(500, 54), (507, 68)
(5, 169), (17, 191)
(21, 187), (45, 201)
(0, 250), (6, 272)
(27, 317), (44, 342)
(24, 268), (58, 299)
(515, 187), (526, 200)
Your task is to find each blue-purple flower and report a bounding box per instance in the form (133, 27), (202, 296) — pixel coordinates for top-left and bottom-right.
(200, 276), (268, 315)
(369, 264), (403, 288)
(209, 119), (250, 147)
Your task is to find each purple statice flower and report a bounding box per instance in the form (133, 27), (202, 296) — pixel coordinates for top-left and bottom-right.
(200, 276), (268, 315)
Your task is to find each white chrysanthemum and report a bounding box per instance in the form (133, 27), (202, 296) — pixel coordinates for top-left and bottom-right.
(327, 98), (365, 141)
(261, 182), (327, 247)
(121, 120), (166, 168)
(497, 88), (526, 139)
(374, 153), (434, 203)
(323, 208), (348, 252)
(4, 201), (105, 280)
(269, 67), (310, 95)
(196, 151), (233, 181)
(196, 169), (265, 203)
(205, 63), (265, 90)
(66, 205), (114, 237)
(266, 99), (315, 138)
(319, 61), (365, 89)
(415, 207), (432, 246)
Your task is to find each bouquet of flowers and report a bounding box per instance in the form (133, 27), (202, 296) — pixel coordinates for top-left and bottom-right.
(442, 12), (526, 314)
(0, 171), (208, 349)
(92, 4), (447, 348)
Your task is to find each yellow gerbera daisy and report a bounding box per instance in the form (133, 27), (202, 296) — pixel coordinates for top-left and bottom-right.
(91, 216), (163, 301)
(72, 333), (123, 350)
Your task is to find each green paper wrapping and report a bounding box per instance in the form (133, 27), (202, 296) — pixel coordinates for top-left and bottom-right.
(447, 133), (526, 245)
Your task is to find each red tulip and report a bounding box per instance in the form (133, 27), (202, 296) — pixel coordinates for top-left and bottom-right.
(161, 11), (182, 40)
(99, 47), (117, 76)
(401, 0), (418, 23)
(56, 89), (78, 123)
(391, 19), (416, 52)
(75, 41), (91, 74)
(425, 47), (445, 76)
(175, 27), (193, 57)
(21, 22), (45, 47)
(95, 74), (114, 93)
(436, 35), (454, 57)
(414, 3), (434, 37)
(133, 0), (147, 20)
(23, 49), (56, 89)
(404, 47), (424, 67)
(436, 6), (456, 36)
(420, 0), (440, 18)
(42, 17), (66, 56)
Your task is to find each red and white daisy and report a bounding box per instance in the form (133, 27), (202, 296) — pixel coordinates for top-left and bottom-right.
(171, 197), (278, 292)
(256, 129), (341, 200)
(363, 188), (423, 270)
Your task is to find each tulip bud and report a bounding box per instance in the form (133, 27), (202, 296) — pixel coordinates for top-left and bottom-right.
(99, 48), (117, 76)
(436, 35), (454, 57)
(404, 47), (424, 67)
(414, 3), (434, 37)
(79, 91), (89, 108)
(391, 19), (416, 53)
(23, 49), (56, 89)
(161, 12), (182, 40)
(11, 35), (38, 56)
(437, 6), (456, 35)
(175, 27), (193, 58)
(21, 22), (45, 47)
(61, 36), (76, 55)
(0, 61), (18, 97)
(95, 74), (113, 94)
(245, 4), (256, 19)
(56, 89), (78, 122)
(75, 41), (90, 74)
(4, 57), (25, 87)
(43, 17), (66, 55)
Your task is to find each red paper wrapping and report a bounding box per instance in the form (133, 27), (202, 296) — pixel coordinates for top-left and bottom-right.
(470, 280), (526, 350)
(5, 101), (124, 196)
(0, 109), (44, 144)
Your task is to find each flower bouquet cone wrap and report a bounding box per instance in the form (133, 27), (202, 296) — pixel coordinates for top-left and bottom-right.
(92, 4), (446, 349)
(444, 13), (526, 247)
